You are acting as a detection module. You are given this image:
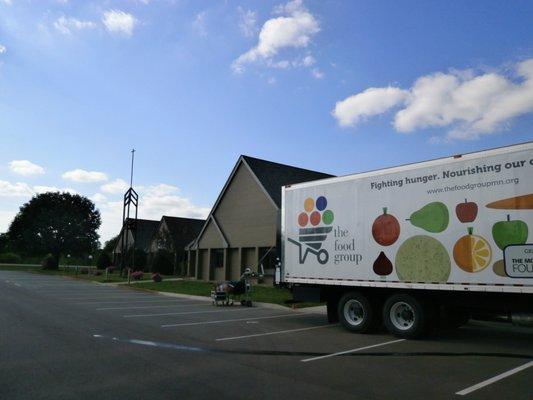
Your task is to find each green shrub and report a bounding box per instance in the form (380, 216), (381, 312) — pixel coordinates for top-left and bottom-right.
(0, 252), (22, 264)
(41, 253), (58, 270)
(151, 250), (174, 275)
(96, 252), (112, 270)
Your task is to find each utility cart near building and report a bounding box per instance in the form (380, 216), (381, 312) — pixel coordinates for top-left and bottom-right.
(278, 142), (533, 338)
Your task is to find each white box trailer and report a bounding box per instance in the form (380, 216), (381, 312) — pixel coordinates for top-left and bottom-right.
(278, 142), (533, 338)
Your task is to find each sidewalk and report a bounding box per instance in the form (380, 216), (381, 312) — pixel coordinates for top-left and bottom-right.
(101, 281), (327, 314)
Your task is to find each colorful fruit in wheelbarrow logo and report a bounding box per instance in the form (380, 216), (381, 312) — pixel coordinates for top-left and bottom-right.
(292, 196), (334, 265)
(492, 214), (528, 250)
(372, 207), (400, 246)
(456, 199), (478, 223)
(298, 196), (334, 227)
(453, 227), (492, 273)
(407, 202), (449, 233)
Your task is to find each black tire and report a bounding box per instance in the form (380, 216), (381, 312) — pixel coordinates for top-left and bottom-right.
(337, 292), (377, 333)
(383, 293), (430, 339)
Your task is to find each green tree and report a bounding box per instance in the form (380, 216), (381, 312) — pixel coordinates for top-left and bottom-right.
(151, 250), (174, 275)
(8, 192), (101, 269)
(96, 251), (112, 270)
(0, 233), (10, 253)
(103, 235), (119, 255)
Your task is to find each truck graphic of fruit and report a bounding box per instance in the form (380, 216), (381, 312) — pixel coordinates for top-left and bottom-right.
(372, 207), (400, 246)
(395, 235), (451, 282)
(373, 251), (393, 276)
(453, 227), (492, 273)
(456, 199), (478, 223)
(486, 194), (533, 209)
(493, 259), (506, 277)
(492, 214), (529, 250)
(290, 196), (334, 264)
(407, 202), (449, 233)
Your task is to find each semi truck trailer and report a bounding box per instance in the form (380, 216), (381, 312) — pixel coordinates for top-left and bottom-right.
(277, 142), (533, 338)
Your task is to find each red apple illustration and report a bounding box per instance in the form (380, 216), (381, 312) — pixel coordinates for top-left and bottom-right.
(456, 199), (478, 223)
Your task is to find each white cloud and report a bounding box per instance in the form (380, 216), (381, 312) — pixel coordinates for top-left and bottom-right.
(9, 160), (45, 176)
(62, 169), (108, 183)
(1, 0), (12, 6)
(311, 68), (323, 79)
(91, 193), (107, 203)
(333, 58), (533, 140)
(33, 185), (77, 194)
(237, 7), (257, 38)
(0, 44), (6, 54)
(232, 0), (319, 73)
(100, 178), (128, 194)
(96, 183), (209, 242)
(0, 181), (33, 197)
(333, 87), (408, 127)
(102, 10), (137, 36)
(138, 184), (210, 220)
(192, 11), (208, 37)
(54, 16), (96, 35)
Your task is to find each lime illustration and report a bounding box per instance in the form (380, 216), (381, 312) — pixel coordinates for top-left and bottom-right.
(395, 235), (451, 282)
(322, 209), (334, 225)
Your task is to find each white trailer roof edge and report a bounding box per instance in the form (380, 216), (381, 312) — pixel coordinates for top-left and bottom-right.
(284, 141), (533, 191)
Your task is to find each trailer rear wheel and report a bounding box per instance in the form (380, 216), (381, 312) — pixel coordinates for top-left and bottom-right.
(383, 293), (429, 339)
(337, 292), (376, 333)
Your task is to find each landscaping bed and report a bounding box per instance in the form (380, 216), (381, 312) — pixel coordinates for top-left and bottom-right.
(132, 279), (322, 308)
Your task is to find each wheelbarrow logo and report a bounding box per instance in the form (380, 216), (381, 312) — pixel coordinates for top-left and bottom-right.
(288, 196), (334, 265)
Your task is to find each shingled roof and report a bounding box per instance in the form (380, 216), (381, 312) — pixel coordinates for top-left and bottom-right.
(115, 218), (160, 253)
(189, 155), (334, 250)
(242, 155), (335, 207)
(160, 216), (205, 250)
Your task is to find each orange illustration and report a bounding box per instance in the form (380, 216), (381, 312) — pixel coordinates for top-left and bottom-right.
(453, 227), (492, 273)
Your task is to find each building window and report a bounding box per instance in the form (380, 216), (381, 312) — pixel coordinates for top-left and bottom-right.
(211, 249), (224, 269)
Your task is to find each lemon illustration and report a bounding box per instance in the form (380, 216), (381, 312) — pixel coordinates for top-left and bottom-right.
(453, 227), (492, 273)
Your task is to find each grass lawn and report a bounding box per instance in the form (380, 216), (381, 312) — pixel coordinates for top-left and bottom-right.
(0, 264), (129, 283)
(132, 279), (322, 308)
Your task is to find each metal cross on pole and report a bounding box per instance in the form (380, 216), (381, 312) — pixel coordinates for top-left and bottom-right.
(120, 149), (139, 275)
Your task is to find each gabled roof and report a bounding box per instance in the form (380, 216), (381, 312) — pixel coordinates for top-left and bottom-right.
(242, 156), (334, 207)
(114, 218), (160, 253)
(191, 155), (334, 249)
(160, 216), (205, 250)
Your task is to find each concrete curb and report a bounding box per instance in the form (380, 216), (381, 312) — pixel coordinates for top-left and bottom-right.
(98, 278), (183, 286)
(107, 283), (327, 315)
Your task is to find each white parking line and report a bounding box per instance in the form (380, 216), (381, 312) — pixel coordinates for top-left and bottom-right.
(301, 338), (406, 363)
(455, 360), (533, 396)
(77, 299), (193, 305)
(97, 302), (205, 310)
(216, 323), (337, 341)
(162, 313), (309, 328)
(124, 308), (257, 318)
(60, 296), (149, 300)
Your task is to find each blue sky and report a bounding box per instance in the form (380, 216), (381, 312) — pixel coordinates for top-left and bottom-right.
(1, 0), (532, 242)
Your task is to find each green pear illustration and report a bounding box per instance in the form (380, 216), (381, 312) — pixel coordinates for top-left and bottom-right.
(492, 214), (528, 250)
(407, 202), (449, 233)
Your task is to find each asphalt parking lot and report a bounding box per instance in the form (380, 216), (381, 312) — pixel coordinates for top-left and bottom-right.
(1, 271), (532, 400)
